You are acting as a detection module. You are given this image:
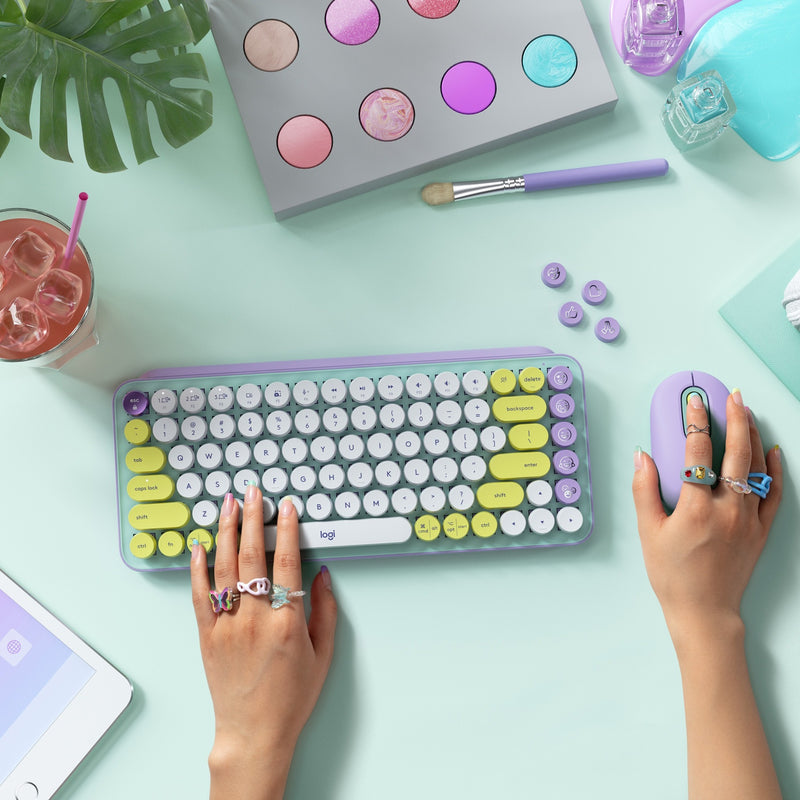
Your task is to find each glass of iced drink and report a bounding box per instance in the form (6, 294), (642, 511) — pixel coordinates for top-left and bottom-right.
(0, 208), (97, 368)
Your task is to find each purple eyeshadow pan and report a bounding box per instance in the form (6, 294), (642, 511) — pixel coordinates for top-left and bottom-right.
(440, 61), (496, 114)
(325, 0), (380, 46)
(359, 89), (415, 141)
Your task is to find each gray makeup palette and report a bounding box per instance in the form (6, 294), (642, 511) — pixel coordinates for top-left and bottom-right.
(207, 0), (618, 219)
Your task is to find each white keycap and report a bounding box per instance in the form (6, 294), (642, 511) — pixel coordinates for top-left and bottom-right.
(432, 457), (458, 483)
(452, 427), (478, 454)
(262, 468), (288, 494)
(176, 473), (203, 499)
(181, 415), (207, 442)
(434, 371), (460, 398)
(225, 441), (251, 468)
(464, 398), (490, 424)
(321, 378), (347, 404)
(556, 507), (584, 533)
(169, 444), (194, 471)
(210, 414), (236, 440)
(264, 517), (412, 550)
(462, 369), (489, 396)
(480, 426), (506, 452)
(375, 460), (401, 487)
(307, 493), (333, 521)
(379, 403), (405, 430)
(448, 484), (474, 511)
(460, 455), (487, 481)
(435, 400), (462, 426)
(500, 510), (526, 536)
(236, 383), (262, 410)
(391, 488), (417, 514)
(395, 430), (421, 457)
(423, 429), (450, 456)
(152, 417), (179, 443)
(180, 387), (205, 413)
(205, 471), (231, 497)
(347, 462), (373, 488)
(319, 464), (345, 490)
(291, 466), (317, 492)
(233, 469), (260, 494)
(420, 486), (447, 513)
(293, 379), (319, 406)
(404, 459), (430, 485)
(406, 373), (432, 399)
(338, 434), (364, 461)
(192, 500), (218, 526)
(363, 490), (390, 517)
(334, 492), (361, 518)
(310, 436), (337, 463)
(237, 411), (265, 439)
(351, 405), (377, 431)
(152, 388), (178, 415)
(378, 374), (403, 401)
(294, 408), (321, 435)
(253, 439), (280, 466)
(208, 385), (235, 412)
(529, 508), (555, 534)
(349, 377), (375, 402)
(197, 443), (223, 469)
(322, 407), (348, 433)
(367, 432), (393, 459)
(266, 411), (291, 437)
(282, 437), (308, 464)
(408, 402), (434, 428)
(264, 381), (290, 408)
(526, 480), (553, 506)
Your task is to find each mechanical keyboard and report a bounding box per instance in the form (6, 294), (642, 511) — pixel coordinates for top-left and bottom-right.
(112, 347), (594, 571)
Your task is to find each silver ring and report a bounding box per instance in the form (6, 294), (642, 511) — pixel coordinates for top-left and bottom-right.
(686, 423), (710, 435)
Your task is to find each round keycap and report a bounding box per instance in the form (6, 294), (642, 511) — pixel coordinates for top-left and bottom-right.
(123, 390), (149, 416)
(551, 421), (577, 447)
(558, 301), (583, 327)
(549, 393), (575, 419)
(595, 317), (621, 343)
(555, 478), (581, 504)
(541, 261), (567, 288)
(547, 366), (573, 390)
(581, 280), (607, 305)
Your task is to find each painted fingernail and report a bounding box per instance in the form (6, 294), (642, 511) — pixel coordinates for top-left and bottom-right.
(321, 565), (332, 589)
(688, 392), (704, 409)
(773, 444), (782, 462)
(191, 540), (202, 562)
(732, 388), (744, 406)
(245, 482), (259, 503)
(221, 492), (236, 518)
(634, 446), (644, 471)
(280, 498), (295, 517)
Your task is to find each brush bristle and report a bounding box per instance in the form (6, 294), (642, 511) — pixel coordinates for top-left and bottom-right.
(421, 182), (455, 206)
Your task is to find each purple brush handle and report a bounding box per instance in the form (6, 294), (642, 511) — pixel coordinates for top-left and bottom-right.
(523, 158), (669, 191)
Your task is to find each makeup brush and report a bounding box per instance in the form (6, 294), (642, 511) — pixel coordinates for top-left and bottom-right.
(421, 158), (669, 205)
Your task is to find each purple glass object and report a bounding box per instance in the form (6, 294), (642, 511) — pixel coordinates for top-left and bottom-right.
(325, 0), (380, 45)
(550, 393), (575, 419)
(554, 450), (580, 476)
(123, 390), (149, 416)
(440, 61), (496, 114)
(547, 365), (573, 390)
(582, 280), (607, 305)
(555, 479), (581, 504)
(595, 317), (621, 342)
(541, 262), (567, 288)
(558, 301), (583, 327)
(551, 421), (577, 447)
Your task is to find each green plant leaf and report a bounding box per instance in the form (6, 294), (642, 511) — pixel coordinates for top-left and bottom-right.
(0, 0), (212, 172)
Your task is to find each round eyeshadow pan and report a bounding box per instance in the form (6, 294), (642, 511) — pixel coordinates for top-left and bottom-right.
(359, 89), (415, 141)
(440, 61), (496, 115)
(243, 20), (299, 72)
(277, 116), (333, 169)
(407, 0), (459, 19)
(522, 35), (577, 88)
(325, 0), (380, 46)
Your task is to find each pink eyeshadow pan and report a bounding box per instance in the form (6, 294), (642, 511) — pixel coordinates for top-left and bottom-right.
(359, 89), (415, 141)
(243, 20), (299, 72)
(326, 0), (380, 46)
(407, 0), (459, 19)
(277, 116), (333, 168)
(441, 61), (496, 114)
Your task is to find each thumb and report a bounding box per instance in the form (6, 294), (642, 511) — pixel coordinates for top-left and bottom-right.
(632, 447), (668, 533)
(308, 567), (338, 670)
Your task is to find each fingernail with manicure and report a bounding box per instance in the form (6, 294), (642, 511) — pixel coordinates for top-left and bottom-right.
(221, 493), (236, 517)
(245, 481), (259, 503)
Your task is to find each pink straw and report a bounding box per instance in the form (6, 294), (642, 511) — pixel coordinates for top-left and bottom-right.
(62, 192), (89, 267)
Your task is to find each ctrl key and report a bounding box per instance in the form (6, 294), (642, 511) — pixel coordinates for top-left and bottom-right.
(129, 532), (157, 559)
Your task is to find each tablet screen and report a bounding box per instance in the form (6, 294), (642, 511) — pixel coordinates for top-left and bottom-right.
(0, 588), (95, 783)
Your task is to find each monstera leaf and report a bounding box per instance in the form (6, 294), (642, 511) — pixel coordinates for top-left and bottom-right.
(0, 0), (212, 171)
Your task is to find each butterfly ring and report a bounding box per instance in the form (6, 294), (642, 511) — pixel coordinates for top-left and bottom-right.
(209, 587), (240, 614)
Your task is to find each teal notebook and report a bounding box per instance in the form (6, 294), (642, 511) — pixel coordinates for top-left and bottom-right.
(720, 240), (800, 402)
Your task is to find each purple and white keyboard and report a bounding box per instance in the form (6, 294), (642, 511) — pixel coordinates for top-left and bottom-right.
(112, 347), (594, 571)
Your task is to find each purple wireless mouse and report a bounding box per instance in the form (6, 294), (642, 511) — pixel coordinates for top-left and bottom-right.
(650, 370), (729, 509)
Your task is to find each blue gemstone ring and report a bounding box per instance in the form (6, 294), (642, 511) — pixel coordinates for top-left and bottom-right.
(271, 585), (306, 610)
(747, 472), (772, 499)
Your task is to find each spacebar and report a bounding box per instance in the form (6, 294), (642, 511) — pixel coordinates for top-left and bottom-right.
(264, 517), (413, 550)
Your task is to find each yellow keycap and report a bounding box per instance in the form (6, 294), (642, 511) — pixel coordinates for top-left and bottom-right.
(125, 446), (167, 474)
(124, 419), (151, 445)
(189, 528), (215, 553)
(128, 502), (191, 531)
(158, 530), (186, 557)
(476, 482), (524, 509)
(126, 474), (175, 502)
(471, 512), (498, 538)
(443, 513), (469, 540)
(414, 515), (441, 541)
(492, 395), (546, 423)
(508, 423), (549, 451)
(490, 368), (516, 395)
(519, 367), (545, 393)
(489, 452), (551, 480)
(129, 532), (157, 559)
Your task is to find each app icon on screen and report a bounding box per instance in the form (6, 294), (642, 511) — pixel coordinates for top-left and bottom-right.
(1, 629), (32, 666)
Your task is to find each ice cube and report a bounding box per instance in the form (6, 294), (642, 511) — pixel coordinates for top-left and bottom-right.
(0, 228), (58, 279)
(35, 269), (84, 321)
(0, 297), (50, 353)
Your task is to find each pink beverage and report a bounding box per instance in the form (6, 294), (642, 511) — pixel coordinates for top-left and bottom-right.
(0, 208), (96, 368)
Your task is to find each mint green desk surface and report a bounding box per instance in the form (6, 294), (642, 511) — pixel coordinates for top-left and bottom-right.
(2, 1), (800, 797)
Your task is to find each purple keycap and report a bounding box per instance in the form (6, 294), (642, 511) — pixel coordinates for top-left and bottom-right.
(553, 450), (579, 475)
(549, 393), (575, 419)
(547, 366), (573, 390)
(551, 421), (577, 447)
(558, 301), (583, 327)
(123, 390), (149, 416)
(595, 317), (621, 342)
(541, 261), (567, 288)
(581, 280), (607, 305)
(555, 478), (581, 504)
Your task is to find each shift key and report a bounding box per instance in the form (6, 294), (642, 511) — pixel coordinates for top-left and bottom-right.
(128, 502), (190, 531)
